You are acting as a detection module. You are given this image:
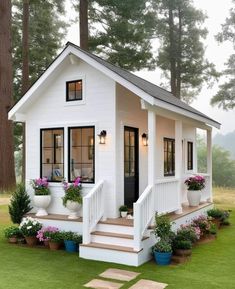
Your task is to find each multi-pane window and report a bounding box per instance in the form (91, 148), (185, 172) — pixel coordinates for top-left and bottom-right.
(41, 129), (64, 182)
(66, 80), (82, 101)
(124, 129), (137, 177)
(164, 138), (175, 176)
(69, 127), (95, 183)
(187, 141), (193, 170)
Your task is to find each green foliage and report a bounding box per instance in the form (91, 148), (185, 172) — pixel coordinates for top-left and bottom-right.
(119, 205), (128, 212)
(173, 240), (192, 250)
(207, 208), (224, 220)
(4, 226), (22, 239)
(74, 0), (155, 71)
(19, 218), (42, 237)
(155, 213), (172, 240)
(62, 231), (82, 244)
(209, 223), (217, 235)
(8, 184), (32, 224)
(153, 239), (172, 253)
(174, 225), (198, 244)
(197, 135), (235, 187)
(44, 231), (63, 243)
(152, 0), (218, 101)
(211, 2), (235, 110)
(62, 186), (82, 207)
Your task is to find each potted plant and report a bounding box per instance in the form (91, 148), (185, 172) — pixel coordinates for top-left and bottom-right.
(36, 226), (59, 247)
(173, 239), (192, 257)
(62, 231), (82, 252)
(44, 231), (63, 250)
(62, 177), (82, 219)
(153, 239), (172, 265)
(19, 217), (42, 246)
(4, 226), (22, 244)
(31, 177), (51, 216)
(191, 215), (214, 240)
(119, 205), (128, 218)
(207, 208), (224, 229)
(184, 175), (205, 206)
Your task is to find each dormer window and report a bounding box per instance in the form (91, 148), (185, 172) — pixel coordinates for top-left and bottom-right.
(66, 80), (82, 101)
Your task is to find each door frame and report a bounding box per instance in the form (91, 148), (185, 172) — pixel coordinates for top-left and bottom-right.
(124, 126), (139, 207)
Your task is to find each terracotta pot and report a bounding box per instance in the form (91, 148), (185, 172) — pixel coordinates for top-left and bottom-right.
(187, 190), (201, 207)
(49, 241), (61, 251)
(34, 195), (51, 216)
(25, 236), (38, 246)
(174, 249), (192, 257)
(212, 219), (221, 229)
(44, 240), (49, 248)
(8, 236), (18, 244)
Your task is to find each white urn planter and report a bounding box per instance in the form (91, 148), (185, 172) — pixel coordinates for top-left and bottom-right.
(120, 211), (128, 218)
(66, 200), (81, 219)
(34, 195), (51, 216)
(187, 190), (201, 207)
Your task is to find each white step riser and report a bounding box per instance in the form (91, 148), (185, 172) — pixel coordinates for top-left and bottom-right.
(80, 246), (139, 266)
(96, 224), (134, 235)
(91, 235), (134, 248)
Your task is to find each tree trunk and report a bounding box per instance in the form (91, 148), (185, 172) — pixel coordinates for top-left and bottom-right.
(175, 6), (182, 99)
(80, 0), (88, 50)
(21, 0), (30, 184)
(168, 4), (177, 97)
(0, 0), (16, 190)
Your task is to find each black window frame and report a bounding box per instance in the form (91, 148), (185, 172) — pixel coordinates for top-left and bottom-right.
(68, 126), (95, 184)
(66, 79), (83, 102)
(164, 137), (175, 177)
(187, 141), (193, 171)
(40, 127), (64, 183)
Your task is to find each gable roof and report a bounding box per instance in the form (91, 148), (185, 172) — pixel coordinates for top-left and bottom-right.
(9, 42), (220, 129)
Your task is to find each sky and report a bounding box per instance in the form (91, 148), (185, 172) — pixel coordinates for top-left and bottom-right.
(65, 0), (235, 135)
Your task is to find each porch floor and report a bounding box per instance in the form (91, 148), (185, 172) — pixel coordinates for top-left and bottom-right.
(28, 202), (212, 225)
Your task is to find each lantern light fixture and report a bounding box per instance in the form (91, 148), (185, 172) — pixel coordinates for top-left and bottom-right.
(142, 133), (148, 146)
(98, 130), (107, 144)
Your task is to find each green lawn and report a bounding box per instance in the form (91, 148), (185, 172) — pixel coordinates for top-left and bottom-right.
(0, 189), (235, 289)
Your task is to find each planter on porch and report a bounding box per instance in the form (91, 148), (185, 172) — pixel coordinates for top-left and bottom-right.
(34, 195), (51, 216)
(187, 190), (201, 207)
(66, 201), (81, 219)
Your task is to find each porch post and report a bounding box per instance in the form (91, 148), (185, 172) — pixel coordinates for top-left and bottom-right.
(148, 110), (157, 186)
(207, 129), (213, 202)
(175, 120), (183, 214)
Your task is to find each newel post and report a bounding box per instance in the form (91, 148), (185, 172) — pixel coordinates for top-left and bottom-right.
(175, 120), (183, 214)
(82, 197), (90, 244)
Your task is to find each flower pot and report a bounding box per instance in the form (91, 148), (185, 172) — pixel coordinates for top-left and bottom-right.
(153, 251), (172, 265)
(174, 249), (192, 257)
(48, 241), (61, 251)
(8, 236), (18, 244)
(212, 218), (221, 229)
(187, 190), (201, 207)
(25, 236), (38, 246)
(34, 195), (51, 216)
(66, 201), (81, 219)
(44, 240), (49, 248)
(64, 240), (77, 252)
(120, 211), (128, 218)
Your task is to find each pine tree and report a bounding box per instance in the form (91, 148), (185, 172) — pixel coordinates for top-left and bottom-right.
(152, 0), (218, 102)
(211, 2), (235, 110)
(9, 184), (32, 224)
(0, 0), (16, 190)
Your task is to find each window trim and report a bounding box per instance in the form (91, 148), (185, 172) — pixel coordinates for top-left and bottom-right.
(68, 126), (95, 184)
(187, 141), (194, 171)
(164, 137), (175, 177)
(66, 79), (83, 102)
(40, 127), (64, 183)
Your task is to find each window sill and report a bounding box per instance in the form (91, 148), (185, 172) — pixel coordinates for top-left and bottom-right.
(64, 100), (86, 107)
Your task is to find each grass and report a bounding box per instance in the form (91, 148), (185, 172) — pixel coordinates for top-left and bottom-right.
(0, 188), (235, 289)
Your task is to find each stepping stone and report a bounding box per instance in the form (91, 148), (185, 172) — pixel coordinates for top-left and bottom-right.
(129, 279), (168, 289)
(99, 268), (140, 282)
(84, 279), (123, 289)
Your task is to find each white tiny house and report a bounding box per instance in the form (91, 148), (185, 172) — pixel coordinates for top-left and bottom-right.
(9, 42), (220, 266)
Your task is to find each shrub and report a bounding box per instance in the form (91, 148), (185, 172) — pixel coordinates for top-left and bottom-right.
(62, 231), (82, 243)
(119, 205), (128, 212)
(174, 224), (199, 243)
(153, 239), (172, 253)
(8, 184), (32, 224)
(36, 226), (59, 242)
(173, 240), (192, 250)
(155, 213), (173, 240)
(191, 215), (212, 236)
(62, 177), (82, 206)
(31, 177), (50, 195)
(4, 226), (22, 239)
(19, 217), (42, 236)
(207, 208), (224, 220)
(209, 223), (217, 235)
(44, 231), (63, 243)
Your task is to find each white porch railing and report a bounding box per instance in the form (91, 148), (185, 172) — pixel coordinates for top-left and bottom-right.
(133, 185), (154, 251)
(199, 173), (211, 202)
(83, 180), (105, 244)
(155, 178), (180, 214)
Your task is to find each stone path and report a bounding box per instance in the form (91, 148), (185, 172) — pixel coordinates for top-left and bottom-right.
(83, 268), (168, 289)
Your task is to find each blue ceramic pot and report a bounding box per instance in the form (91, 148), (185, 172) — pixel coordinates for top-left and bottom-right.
(154, 251), (172, 265)
(64, 240), (77, 252)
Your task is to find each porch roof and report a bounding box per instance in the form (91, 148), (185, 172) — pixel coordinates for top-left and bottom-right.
(8, 42), (221, 129)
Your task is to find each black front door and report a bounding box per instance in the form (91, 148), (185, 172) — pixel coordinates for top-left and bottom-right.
(124, 126), (139, 208)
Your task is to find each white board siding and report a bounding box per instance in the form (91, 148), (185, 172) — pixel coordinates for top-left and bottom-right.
(25, 59), (117, 217)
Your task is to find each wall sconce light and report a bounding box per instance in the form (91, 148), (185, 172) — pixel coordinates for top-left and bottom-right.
(142, 133), (148, 146)
(98, 130), (107, 144)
